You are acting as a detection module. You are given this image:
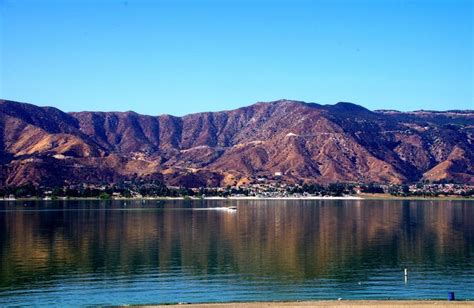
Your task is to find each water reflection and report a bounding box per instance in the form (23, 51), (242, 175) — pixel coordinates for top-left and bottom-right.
(0, 200), (473, 304)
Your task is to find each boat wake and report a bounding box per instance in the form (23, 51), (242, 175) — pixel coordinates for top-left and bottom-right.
(193, 207), (237, 212)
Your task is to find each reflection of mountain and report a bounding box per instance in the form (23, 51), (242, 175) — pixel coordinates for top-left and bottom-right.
(1, 99), (473, 187)
(0, 200), (473, 289)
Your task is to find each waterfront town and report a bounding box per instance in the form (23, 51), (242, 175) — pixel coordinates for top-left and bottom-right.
(1, 179), (473, 200)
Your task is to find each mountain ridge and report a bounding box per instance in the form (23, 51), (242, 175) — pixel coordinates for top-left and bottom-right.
(1, 98), (473, 188)
(3, 98), (472, 117)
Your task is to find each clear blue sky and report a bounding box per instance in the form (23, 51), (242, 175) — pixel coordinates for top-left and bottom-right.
(1, 0), (472, 115)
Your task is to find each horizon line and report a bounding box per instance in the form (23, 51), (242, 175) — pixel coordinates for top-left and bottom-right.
(1, 97), (473, 117)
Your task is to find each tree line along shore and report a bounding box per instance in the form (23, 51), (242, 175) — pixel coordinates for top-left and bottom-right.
(1, 180), (473, 200)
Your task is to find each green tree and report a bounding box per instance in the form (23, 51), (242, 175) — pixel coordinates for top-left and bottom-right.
(99, 192), (111, 200)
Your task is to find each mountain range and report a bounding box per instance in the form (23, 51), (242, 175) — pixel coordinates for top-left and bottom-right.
(0, 99), (473, 188)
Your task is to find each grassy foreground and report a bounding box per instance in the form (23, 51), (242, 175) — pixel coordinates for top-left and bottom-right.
(141, 300), (473, 308)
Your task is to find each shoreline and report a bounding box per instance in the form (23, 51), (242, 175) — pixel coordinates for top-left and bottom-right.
(357, 193), (474, 201)
(1, 195), (473, 202)
(141, 300), (474, 307)
(0, 196), (363, 202)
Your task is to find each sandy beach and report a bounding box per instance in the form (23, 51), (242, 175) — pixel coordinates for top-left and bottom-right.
(142, 300), (473, 308)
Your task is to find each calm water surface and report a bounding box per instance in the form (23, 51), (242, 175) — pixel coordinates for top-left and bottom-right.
(0, 199), (473, 306)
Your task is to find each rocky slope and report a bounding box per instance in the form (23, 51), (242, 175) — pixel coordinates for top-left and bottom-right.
(0, 99), (472, 187)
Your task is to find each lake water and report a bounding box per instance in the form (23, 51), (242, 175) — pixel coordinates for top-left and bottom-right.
(0, 199), (473, 306)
